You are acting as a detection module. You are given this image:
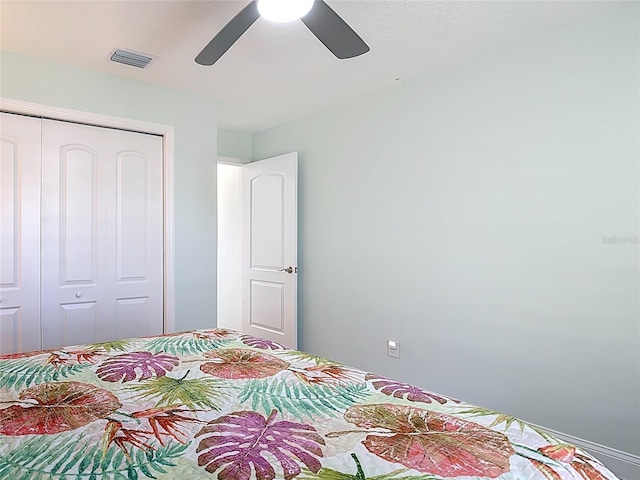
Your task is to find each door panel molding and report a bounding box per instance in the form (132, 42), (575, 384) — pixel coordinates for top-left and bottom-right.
(0, 97), (176, 334)
(0, 307), (22, 353)
(249, 279), (285, 333)
(250, 173), (285, 269)
(59, 145), (97, 286)
(116, 151), (151, 283)
(0, 138), (19, 289)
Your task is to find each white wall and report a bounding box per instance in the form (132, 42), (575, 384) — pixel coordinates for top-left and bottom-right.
(0, 50), (219, 332)
(217, 162), (243, 332)
(252, 3), (639, 457)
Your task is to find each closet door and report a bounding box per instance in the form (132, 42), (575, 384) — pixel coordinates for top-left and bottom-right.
(0, 113), (42, 354)
(41, 120), (164, 348)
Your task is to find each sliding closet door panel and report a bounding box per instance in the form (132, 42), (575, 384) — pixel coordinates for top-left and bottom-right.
(0, 113), (41, 354)
(113, 142), (164, 339)
(41, 120), (163, 348)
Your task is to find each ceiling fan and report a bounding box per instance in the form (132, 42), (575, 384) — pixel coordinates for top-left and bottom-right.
(195, 0), (369, 66)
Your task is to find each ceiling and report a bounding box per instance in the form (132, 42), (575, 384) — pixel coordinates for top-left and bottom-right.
(1, 1), (617, 132)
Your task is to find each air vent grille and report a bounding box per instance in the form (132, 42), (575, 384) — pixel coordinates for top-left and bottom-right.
(110, 48), (154, 69)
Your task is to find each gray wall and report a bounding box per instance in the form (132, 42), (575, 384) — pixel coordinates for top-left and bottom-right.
(218, 129), (252, 160)
(252, 4), (639, 455)
(1, 50), (218, 332)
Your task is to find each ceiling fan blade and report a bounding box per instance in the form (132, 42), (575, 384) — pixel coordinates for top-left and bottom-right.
(195, 1), (260, 66)
(301, 0), (369, 59)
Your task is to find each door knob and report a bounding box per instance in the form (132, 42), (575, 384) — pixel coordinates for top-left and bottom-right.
(278, 266), (296, 274)
(75, 291), (82, 298)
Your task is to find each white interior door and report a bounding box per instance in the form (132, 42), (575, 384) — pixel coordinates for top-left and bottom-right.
(242, 152), (298, 348)
(41, 119), (164, 348)
(0, 113), (42, 354)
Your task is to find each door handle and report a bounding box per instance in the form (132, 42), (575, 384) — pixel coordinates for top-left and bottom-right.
(278, 266), (297, 274)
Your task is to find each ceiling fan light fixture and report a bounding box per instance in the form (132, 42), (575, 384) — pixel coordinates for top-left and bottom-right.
(257, 0), (314, 23)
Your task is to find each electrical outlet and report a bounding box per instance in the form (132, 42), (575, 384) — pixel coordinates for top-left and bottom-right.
(387, 340), (399, 358)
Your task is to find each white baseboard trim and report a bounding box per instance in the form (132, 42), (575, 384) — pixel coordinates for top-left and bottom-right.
(530, 423), (640, 480)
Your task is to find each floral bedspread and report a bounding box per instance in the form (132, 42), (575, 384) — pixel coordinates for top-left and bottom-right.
(0, 329), (619, 480)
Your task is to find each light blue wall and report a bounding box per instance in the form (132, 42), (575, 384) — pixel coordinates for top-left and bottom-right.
(1, 49), (218, 332)
(252, 4), (640, 455)
(218, 129), (252, 160)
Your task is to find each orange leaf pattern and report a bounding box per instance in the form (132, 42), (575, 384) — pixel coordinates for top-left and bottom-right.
(200, 348), (289, 379)
(531, 446), (612, 480)
(0, 381), (121, 435)
(292, 364), (364, 386)
(344, 403), (514, 478)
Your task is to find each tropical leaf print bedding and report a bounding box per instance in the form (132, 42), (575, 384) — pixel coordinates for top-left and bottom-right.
(0, 329), (620, 480)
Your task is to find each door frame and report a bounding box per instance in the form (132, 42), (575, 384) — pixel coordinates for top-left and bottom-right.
(216, 157), (247, 333)
(0, 97), (176, 333)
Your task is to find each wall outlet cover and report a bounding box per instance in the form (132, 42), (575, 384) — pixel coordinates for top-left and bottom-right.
(387, 340), (399, 358)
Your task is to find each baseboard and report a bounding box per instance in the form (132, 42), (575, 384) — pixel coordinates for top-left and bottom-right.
(530, 423), (640, 480)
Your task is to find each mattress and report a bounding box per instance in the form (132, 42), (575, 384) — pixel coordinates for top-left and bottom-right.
(0, 329), (619, 480)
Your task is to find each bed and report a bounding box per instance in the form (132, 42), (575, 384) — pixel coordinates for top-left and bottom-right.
(0, 329), (619, 480)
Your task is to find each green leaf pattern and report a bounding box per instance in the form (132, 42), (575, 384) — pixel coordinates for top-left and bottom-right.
(144, 333), (232, 356)
(239, 378), (370, 420)
(0, 431), (188, 479)
(128, 371), (229, 410)
(0, 357), (90, 390)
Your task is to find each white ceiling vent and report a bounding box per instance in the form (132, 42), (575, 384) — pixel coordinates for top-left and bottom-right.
(109, 48), (155, 69)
